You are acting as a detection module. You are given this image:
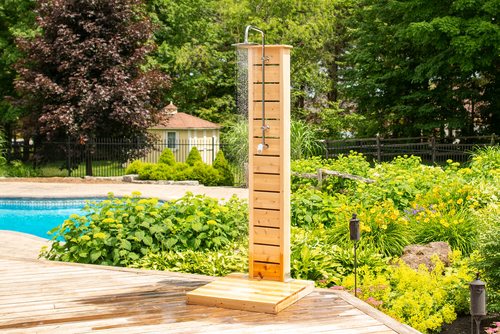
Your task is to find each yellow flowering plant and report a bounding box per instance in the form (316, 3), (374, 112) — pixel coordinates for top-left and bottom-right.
(335, 253), (474, 333)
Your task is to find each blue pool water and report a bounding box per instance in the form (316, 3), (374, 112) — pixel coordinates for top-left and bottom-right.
(0, 198), (104, 240)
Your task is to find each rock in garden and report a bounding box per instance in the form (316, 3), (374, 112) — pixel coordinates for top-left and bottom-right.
(399, 241), (452, 272)
(122, 174), (139, 182)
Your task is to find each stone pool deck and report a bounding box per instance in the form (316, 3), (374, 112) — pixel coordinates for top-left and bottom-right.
(0, 180), (248, 202)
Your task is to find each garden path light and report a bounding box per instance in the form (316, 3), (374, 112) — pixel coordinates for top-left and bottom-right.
(469, 272), (487, 334)
(349, 213), (360, 298)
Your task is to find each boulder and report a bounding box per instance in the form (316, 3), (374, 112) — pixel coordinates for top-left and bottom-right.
(399, 241), (452, 272)
(122, 174), (139, 182)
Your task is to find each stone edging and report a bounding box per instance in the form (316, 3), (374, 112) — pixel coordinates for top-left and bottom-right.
(89, 174), (200, 186)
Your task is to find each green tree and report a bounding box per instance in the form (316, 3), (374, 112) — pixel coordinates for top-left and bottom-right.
(217, 0), (357, 119)
(144, 0), (237, 128)
(145, 0), (359, 132)
(342, 0), (500, 137)
(0, 0), (37, 142)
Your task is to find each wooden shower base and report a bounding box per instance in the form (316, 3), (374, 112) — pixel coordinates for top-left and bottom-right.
(186, 273), (314, 314)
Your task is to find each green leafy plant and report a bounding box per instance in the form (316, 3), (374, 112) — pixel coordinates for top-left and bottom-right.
(158, 148), (176, 166)
(4, 160), (41, 177)
(40, 191), (248, 266)
(130, 243), (248, 277)
(185, 147), (203, 166)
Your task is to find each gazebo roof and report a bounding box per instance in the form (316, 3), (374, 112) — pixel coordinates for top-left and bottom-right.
(151, 112), (222, 130)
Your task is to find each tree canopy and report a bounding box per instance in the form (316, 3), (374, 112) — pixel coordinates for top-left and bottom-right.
(4, 0), (500, 140)
(0, 0), (37, 142)
(14, 0), (170, 144)
(342, 0), (500, 137)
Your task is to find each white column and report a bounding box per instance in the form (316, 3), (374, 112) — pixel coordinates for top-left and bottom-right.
(203, 130), (207, 163)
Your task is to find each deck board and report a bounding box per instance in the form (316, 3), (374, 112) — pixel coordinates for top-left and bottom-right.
(0, 257), (417, 333)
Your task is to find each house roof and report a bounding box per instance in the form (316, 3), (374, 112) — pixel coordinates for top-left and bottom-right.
(151, 112), (222, 130)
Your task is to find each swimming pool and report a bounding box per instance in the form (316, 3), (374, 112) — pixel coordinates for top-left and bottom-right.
(0, 198), (104, 240)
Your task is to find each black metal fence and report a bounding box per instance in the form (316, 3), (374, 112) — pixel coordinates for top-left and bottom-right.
(9, 134), (500, 184)
(325, 134), (498, 164)
(9, 138), (246, 186)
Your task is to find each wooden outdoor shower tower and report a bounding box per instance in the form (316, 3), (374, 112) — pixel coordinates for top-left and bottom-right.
(247, 44), (291, 282)
(186, 43), (314, 314)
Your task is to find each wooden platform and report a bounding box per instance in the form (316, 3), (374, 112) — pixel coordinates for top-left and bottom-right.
(186, 273), (314, 314)
(0, 256), (421, 334)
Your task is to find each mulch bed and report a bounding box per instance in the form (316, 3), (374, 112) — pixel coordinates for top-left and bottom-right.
(431, 313), (500, 334)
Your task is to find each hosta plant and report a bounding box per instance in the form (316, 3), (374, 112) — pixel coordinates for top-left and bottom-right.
(40, 191), (248, 266)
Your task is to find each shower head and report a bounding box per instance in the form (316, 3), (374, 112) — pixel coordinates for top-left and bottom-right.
(232, 25), (265, 47)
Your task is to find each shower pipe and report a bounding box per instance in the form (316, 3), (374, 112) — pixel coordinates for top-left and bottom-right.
(244, 25), (270, 153)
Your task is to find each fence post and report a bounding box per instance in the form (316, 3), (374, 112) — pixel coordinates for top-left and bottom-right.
(431, 136), (436, 165)
(491, 133), (496, 146)
(67, 136), (71, 177)
(136, 136), (140, 161)
(376, 134), (381, 163)
(325, 140), (329, 159)
(317, 169), (323, 188)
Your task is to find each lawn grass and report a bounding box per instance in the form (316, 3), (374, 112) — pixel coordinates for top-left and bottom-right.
(39, 160), (127, 177)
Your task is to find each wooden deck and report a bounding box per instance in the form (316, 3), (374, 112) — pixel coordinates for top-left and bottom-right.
(0, 256), (420, 334)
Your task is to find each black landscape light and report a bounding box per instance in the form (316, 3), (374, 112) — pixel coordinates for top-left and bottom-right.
(349, 213), (360, 297)
(469, 272), (487, 334)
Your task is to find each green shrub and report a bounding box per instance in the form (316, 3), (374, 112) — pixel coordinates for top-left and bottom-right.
(290, 226), (389, 283)
(213, 150), (234, 186)
(125, 160), (143, 174)
(40, 191), (249, 266)
(137, 163), (156, 180)
(149, 164), (173, 180)
(185, 147), (203, 166)
(191, 162), (220, 186)
(158, 148), (176, 166)
(171, 163), (191, 181)
(3, 160), (41, 177)
(130, 244), (248, 276)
